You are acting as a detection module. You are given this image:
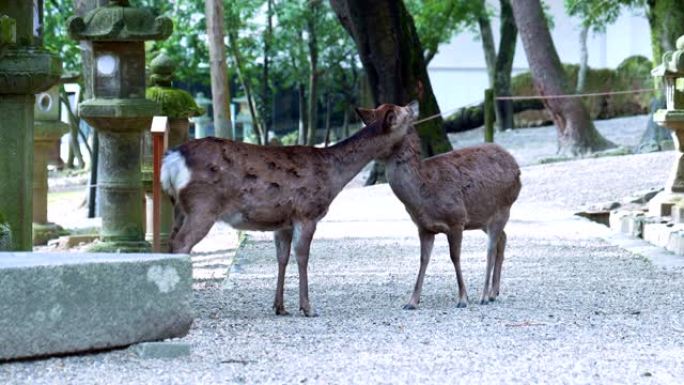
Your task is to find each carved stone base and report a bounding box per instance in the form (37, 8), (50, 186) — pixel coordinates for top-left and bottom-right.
(87, 240), (151, 253)
(647, 191), (684, 217)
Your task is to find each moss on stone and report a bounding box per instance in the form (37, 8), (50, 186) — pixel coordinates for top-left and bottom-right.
(0, 211), (12, 251)
(146, 86), (203, 119)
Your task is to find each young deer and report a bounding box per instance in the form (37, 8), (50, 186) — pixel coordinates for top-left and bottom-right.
(357, 104), (521, 309)
(161, 102), (417, 317)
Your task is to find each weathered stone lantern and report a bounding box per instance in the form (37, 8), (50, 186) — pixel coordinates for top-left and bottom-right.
(143, 52), (202, 249)
(0, 4), (62, 251)
(33, 82), (70, 245)
(650, 35), (684, 217)
(67, 0), (172, 252)
(191, 92), (212, 139)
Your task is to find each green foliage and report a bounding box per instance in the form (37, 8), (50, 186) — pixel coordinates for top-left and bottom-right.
(146, 86), (204, 118)
(43, 0), (80, 73)
(405, 0), (481, 63)
(564, 0), (644, 31)
(279, 130), (299, 146)
(43, 0), (209, 84)
(146, 1), (210, 85)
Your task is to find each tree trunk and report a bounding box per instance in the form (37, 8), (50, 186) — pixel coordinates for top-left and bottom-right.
(324, 92), (332, 147)
(511, 0), (614, 155)
(228, 31), (264, 144)
(330, 0), (452, 157)
(261, 0), (273, 145)
(205, 0), (232, 139)
(577, 24), (588, 93)
(477, 0), (496, 88)
(444, 98), (544, 133)
(306, 1), (320, 146)
(494, 0), (517, 131)
(297, 82), (307, 145)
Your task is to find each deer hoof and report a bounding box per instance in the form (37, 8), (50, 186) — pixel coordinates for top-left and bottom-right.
(479, 297), (489, 305)
(274, 305), (290, 316)
(456, 301), (468, 308)
(402, 304), (418, 310)
(300, 307), (319, 317)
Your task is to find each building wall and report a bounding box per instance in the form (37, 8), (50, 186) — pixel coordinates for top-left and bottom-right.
(427, 0), (652, 112)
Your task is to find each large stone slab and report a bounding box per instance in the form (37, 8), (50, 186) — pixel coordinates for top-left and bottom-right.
(0, 252), (193, 361)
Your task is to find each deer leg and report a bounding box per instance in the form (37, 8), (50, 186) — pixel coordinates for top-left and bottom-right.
(403, 229), (435, 310)
(169, 205), (185, 247)
(169, 210), (216, 254)
(447, 225), (468, 308)
(491, 231), (507, 300)
(481, 222), (505, 304)
(293, 221), (318, 317)
(273, 228), (293, 316)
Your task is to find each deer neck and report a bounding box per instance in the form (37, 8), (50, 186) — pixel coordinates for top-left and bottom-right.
(324, 123), (393, 191)
(385, 127), (425, 204)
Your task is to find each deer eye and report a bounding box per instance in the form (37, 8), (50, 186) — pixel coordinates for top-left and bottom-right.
(209, 164), (219, 173)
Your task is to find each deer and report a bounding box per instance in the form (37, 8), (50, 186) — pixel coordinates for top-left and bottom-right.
(356, 104), (521, 309)
(161, 102), (418, 317)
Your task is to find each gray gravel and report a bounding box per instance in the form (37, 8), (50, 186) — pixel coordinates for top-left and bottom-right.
(3, 116), (684, 384)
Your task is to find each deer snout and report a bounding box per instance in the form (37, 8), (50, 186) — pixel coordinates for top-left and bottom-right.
(407, 100), (419, 119)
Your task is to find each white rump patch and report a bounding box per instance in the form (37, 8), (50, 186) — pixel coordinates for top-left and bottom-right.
(160, 150), (192, 197)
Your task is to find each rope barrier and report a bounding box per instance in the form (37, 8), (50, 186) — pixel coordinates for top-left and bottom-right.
(413, 100), (482, 126)
(495, 88), (654, 100)
(413, 88), (656, 126)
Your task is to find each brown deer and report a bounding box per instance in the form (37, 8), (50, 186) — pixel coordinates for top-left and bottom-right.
(357, 105), (521, 309)
(161, 102), (417, 317)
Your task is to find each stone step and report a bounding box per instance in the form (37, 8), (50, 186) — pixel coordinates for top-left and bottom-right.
(0, 252), (193, 361)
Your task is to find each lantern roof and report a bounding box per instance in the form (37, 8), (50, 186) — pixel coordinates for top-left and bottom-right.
(652, 35), (684, 78)
(67, 0), (172, 42)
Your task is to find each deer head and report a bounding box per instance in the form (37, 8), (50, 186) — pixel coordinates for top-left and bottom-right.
(355, 101), (419, 158)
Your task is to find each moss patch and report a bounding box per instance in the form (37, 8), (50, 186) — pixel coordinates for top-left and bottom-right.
(146, 87), (204, 118)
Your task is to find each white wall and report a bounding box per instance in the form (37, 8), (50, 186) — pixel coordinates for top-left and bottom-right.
(427, 0), (652, 112)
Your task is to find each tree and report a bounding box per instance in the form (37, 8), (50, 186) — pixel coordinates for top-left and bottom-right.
(205, 0), (232, 139)
(511, 0), (614, 155)
(564, 0), (684, 152)
(330, 0), (452, 157)
(565, 0), (624, 93)
(405, 0), (479, 64)
(305, 0), (321, 145)
(476, 0), (518, 130)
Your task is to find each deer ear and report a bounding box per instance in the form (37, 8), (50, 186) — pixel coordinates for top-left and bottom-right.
(355, 107), (376, 125)
(382, 110), (396, 131)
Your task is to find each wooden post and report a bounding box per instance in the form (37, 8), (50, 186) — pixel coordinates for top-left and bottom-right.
(150, 116), (169, 252)
(484, 88), (494, 143)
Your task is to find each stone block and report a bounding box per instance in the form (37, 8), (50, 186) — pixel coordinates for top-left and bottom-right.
(666, 231), (684, 255)
(131, 341), (192, 359)
(0, 252), (193, 361)
(673, 203), (684, 224)
(609, 210), (645, 237)
(643, 222), (674, 248)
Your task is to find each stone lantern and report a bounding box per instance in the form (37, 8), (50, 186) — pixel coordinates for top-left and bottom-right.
(650, 35), (684, 217)
(143, 52), (203, 249)
(33, 81), (70, 245)
(67, 0), (172, 252)
(0, 3), (62, 251)
(191, 92), (212, 139)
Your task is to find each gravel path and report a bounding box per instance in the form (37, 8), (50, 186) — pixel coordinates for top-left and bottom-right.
(3, 116), (684, 384)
